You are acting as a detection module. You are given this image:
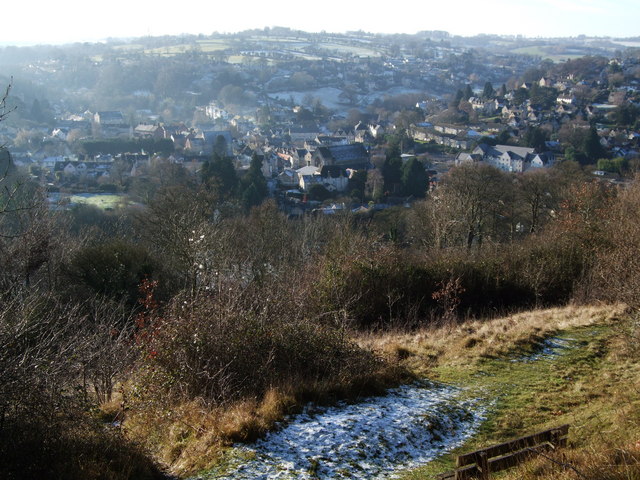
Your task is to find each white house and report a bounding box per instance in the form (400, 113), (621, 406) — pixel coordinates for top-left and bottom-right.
(470, 144), (552, 173)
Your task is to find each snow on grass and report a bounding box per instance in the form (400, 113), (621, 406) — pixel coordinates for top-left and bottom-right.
(193, 381), (486, 480)
(512, 335), (581, 363)
(190, 332), (589, 479)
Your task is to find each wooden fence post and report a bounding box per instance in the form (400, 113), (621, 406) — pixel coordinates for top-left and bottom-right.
(476, 451), (490, 480)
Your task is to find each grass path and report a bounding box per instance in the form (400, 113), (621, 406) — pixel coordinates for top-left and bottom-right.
(357, 303), (639, 480)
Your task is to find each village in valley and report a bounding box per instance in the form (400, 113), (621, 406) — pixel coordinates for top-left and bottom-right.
(1, 29), (639, 214)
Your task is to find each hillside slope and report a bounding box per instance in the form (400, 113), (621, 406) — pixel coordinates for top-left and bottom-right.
(359, 303), (640, 479)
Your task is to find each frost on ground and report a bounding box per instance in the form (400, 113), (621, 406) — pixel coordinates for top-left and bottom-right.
(193, 381), (485, 480)
(512, 335), (580, 363)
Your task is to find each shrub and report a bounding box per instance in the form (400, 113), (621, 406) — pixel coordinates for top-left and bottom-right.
(132, 291), (385, 407)
(0, 292), (160, 480)
(585, 177), (640, 307)
(313, 239), (590, 329)
(65, 240), (162, 307)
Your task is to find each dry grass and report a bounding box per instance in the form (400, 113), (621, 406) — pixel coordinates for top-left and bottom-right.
(356, 303), (629, 374)
(123, 365), (409, 477)
(123, 390), (298, 476)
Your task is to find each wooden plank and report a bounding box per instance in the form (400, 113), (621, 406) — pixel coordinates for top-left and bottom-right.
(458, 424), (569, 465)
(456, 425), (569, 467)
(487, 443), (552, 472)
(435, 471), (456, 480)
(447, 439), (569, 479)
(452, 464), (478, 480)
(435, 464), (478, 480)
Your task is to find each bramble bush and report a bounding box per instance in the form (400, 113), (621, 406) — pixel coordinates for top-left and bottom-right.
(132, 283), (387, 409)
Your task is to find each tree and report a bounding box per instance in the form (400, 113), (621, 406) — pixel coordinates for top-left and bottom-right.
(463, 84), (473, 101)
(496, 130), (513, 145)
(597, 156), (628, 175)
(381, 137), (404, 195)
(382, 156), (403, 196)
(213, 134), (228, 157)
(348, 170), (367, 201)
(512, 87), (529, 105)
(201, 152), (238, 200)
(559, 121), (599, 165)
(290, 71), (315, 90)
(589, 179), (640, 308)
(29, 99), (45, 123)
(65, 240), (159, 308)
(134, 186), (226, 296)
(219, 84), (243, 106)
(613, 103), (639, 128)
(583, 126), (606, 164)
(365, 169), (384, 202)
(241, 153), (268, 211)
(517, 169), (558, 233)
(482, 81), (495, 100)
(523, 126), (549, 152)
(308, 184), (331, 202)
(439, 163), (510, 249)
(0, 82), (14, 125)
(529, 85), (558, 110)
(458, 99), (477, 122)
(401, 158), (428, 198)
(450, 89), (464, 108)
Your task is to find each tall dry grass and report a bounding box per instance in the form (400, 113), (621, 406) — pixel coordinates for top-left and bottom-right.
(356, 303), (629, 372)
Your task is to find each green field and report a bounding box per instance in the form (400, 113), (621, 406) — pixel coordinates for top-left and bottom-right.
(99, 34), (383, 62)
(511, 46), (586, 62)
(69, 193), (129, 210)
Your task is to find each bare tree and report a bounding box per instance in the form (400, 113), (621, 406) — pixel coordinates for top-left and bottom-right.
(0, 81), (15, 128)
(437, 163), (510, 249)
(517, 169), (558, 234)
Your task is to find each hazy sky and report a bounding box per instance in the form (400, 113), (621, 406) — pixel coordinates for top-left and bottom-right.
(2, 0), (639, 46)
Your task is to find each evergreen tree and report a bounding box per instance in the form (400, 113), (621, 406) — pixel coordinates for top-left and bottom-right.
(385, 136), (402, 160)
(241, 183), (262, 211)
(463, 84), (474, 101)
(213, 135), (228, 157)
(401, 158), (428, 198)
(201, 152), (238, 199)
(482, 81), (495, 100)
(451, 89), (464, 107)
(382, 139), (403, 195)
(241, 152), (268, 210)
(524, 127), (549, 152)
(583, 127), (606, 163)
(496, 130), (512, 144)
(30, 99), (44, 122)
(348, 170), (367, 200)
(513, 87), (529, 105)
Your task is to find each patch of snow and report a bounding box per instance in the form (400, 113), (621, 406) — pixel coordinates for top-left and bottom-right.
(193, 381), (485, 480)
(512, 336), (578, 363)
